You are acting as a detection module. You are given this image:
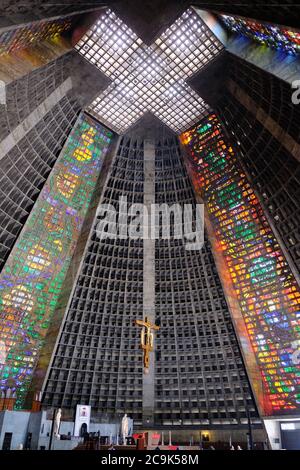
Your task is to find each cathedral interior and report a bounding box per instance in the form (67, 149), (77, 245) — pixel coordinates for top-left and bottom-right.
(0, 0), (300, 451)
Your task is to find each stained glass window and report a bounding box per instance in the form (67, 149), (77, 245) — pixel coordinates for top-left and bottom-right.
(0, 114), (113, 408)
(0, 17), (73, 56)
(221, 14), (300, 55)
(182, 114), (300, 416)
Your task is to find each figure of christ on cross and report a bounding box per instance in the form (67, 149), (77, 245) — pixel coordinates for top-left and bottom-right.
(135, 317), (160, 371)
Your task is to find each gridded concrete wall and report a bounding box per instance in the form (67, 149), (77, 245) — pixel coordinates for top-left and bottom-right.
(227, 56), (300, 144)
(43, 130), (258, 428)
(154, 136), (258, 426)
(217, 58), (300, 274)
(0, 55), (70, 139)
(43, 135), (144, 423)
(0, 54), (80, 271)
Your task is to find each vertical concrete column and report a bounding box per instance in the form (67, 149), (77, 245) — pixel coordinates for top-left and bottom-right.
(143, 139), (156, 427)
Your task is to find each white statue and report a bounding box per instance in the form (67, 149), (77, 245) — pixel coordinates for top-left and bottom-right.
(53, 408), (62, 438)
(121, 414), (129, 444)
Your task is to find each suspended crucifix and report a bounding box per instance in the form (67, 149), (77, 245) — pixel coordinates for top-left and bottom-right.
(135, 317), (160, 372)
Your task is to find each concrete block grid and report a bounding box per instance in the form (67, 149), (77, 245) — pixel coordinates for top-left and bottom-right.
(42, 130), (259, 431)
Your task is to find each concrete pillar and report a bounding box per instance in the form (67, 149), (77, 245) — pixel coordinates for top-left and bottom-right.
(142, 139), (156, 427)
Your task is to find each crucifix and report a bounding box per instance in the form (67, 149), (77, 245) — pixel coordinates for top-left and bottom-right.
(135, 317), (160, 371)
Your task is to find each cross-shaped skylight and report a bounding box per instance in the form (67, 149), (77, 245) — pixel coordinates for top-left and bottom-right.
(75, 7), (224, 134)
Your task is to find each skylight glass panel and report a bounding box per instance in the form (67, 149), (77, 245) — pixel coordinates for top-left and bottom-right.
(151, 81), (210, 133)
(75, 7), (224, 134)
(75, 9), (140, 79)
(88, 82), (144, 134)
(153, 8), (223, 80)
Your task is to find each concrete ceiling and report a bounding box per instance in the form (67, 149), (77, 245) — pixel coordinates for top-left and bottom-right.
(1, 0), (299, 31)
(65, 51), (111, 108)
(1, 0), (298, 135)
(109, 0), (300, 43)
(188, 50), (230, 109)
(110, 0), (190, 44)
